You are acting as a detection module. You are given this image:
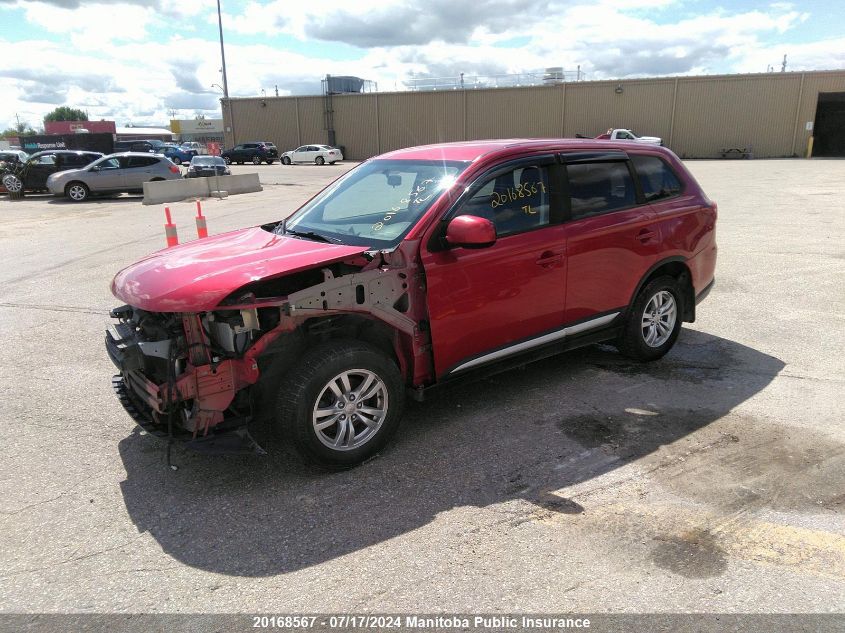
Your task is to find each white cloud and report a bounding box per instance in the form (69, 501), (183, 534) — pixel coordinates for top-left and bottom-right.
(0, 0), (841, 130)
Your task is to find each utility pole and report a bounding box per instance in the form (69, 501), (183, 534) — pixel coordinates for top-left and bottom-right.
(275, 84), (279, 97)
(781, 54), (787, 72)
(216, 0), (229, 98)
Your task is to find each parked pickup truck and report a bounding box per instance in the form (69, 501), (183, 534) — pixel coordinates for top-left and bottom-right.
(106, 139), (716, 467)
(595, 128), (663, 145)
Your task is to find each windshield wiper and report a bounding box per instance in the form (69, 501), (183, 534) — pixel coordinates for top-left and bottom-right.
(282, 226), (343, 244)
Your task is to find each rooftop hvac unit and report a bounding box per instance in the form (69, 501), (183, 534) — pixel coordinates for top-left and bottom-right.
(326, 75), (365, 94)
(543, 67), (564, 84)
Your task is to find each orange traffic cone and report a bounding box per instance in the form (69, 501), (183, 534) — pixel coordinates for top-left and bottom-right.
(195, 200), (208, 239)
(164, 207), (179, 247)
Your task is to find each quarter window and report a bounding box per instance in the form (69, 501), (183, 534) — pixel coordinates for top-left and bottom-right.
(631, 155), (682, 202)
(458, 165), (551, 237)
(567, 161), (636, 220)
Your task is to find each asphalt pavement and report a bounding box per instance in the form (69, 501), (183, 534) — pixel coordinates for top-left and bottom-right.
(0, 159), (842, 615)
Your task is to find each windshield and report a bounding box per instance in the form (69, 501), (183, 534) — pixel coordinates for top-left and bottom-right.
(191, 156), (224, 166)
(281, 159), (467, 248)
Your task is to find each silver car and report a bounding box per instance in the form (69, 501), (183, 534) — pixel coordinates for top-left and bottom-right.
(47, 152), (182, 202)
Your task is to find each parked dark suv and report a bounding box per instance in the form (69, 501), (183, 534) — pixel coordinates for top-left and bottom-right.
(221, 141), (279, 165)
(107, 140), (717, 467)
(113, 140), (154, 153)
(1, 150), (103, 195)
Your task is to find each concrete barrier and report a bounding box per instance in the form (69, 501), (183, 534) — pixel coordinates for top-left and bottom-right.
(143, 173), (262, 205)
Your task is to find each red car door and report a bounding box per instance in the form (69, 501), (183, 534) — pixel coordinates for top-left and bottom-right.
(560, 156), (662, 324)
(421, 159), (568, 378)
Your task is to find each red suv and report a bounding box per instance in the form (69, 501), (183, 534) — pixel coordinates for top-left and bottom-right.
(107, 140), (716, 466)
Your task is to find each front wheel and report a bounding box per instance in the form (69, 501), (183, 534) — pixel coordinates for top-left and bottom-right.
(223, 156), (231, 165)
(252, 156), (262, 165)
(65, 182), (89, 202)
(2, 173), (24, 199)
(282, 156), (291, 165)
(276, 341), (404, 467)
(171, 157), (182, 165)
(315, 156), (325, 165)
(617, 276), (683, 362)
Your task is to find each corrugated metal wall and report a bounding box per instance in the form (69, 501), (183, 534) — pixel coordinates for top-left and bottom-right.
(223, 70), (845, 160)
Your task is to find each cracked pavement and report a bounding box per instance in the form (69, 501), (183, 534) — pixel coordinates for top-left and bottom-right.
(0, 160), (843, 614)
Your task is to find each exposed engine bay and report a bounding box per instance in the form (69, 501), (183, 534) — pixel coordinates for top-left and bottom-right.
(106, 244), (433, 454)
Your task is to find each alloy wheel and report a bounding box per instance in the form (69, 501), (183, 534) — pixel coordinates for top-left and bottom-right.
(2, 174), (22, 193)
(67, 184), (88, 201)
(641, 290), (677, 347)
(312, 369), (388, 451)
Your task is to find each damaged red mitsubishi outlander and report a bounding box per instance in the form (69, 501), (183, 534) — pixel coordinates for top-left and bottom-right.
(107, 140), (716, 466)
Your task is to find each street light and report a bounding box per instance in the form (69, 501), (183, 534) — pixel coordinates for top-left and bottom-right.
(211, 83), (224, 93)
(216, 0), (229, 99)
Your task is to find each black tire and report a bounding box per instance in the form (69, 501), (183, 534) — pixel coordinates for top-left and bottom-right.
(315, 156), (325, 165)
(223, 156), (231, 165)
(237, 161), (244, 165)
(252, 155), (262, 165)
(65, 181), (89, 202)
(275, 340), (405, 467)
(265, 159), (275, 165)
(617, 275), (683, 362)
(171, 157), (182, 165)
(282, 156), (291, 165)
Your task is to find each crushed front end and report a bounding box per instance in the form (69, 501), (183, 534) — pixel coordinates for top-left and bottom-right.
(106, 305), (268, 454)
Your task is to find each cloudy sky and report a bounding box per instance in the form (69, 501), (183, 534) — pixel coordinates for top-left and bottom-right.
(1, 0), (843, 129)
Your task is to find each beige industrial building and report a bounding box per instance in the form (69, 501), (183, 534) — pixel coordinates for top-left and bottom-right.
(222, 69), (845, 160)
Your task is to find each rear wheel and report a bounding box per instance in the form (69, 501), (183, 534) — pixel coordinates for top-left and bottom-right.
(282, 156), (291, 165)
(171, 157), (182, 165)
(223, 156), (231, 165)
(617, 276), (683, 361)
(65, 182), (89, 202)
(252, 155), (262, 165)
(275, 341), (404, 467)
(265, 159), (275, 165)
(315, 156), (325, 166)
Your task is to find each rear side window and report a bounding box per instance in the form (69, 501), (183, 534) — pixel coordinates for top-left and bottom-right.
(126, 156), (159, 168)
(64, 154), (90, 167)
(567, 161), (636, 220)
(631, 155), (682, 202)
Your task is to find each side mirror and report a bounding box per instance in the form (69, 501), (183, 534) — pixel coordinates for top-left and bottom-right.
(445, 215), (496, 248)
(90, 165), (101, 172)
(386, 174), (402, 187)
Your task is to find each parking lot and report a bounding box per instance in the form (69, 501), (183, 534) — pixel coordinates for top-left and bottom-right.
(0, 159), (843, 613)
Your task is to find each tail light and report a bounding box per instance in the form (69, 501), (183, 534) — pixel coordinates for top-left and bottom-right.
(169, 165), (180, 174)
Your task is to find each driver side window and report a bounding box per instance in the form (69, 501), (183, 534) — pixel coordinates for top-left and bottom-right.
(457, 165), (551, 237)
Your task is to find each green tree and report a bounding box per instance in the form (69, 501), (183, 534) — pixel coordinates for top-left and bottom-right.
(1, 121), (38, 137)
(43, 106), (89, 122)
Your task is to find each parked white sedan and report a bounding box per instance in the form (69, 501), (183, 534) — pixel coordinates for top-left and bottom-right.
(281, 145), (343, 165)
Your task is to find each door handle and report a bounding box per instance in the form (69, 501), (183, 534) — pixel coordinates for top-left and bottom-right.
(637, 228), (657, 243)
(535, 251), (563, 267)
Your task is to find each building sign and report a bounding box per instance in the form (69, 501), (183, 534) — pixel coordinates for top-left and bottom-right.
(20, 133), (114, 154)
(170, 119), (224, 134)
(44, 120), (116, 135)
